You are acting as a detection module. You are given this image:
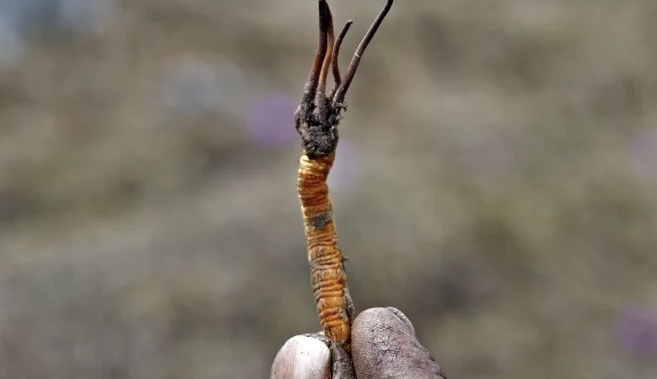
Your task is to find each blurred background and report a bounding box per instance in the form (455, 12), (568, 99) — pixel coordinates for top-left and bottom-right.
(0, 0), (656, 378)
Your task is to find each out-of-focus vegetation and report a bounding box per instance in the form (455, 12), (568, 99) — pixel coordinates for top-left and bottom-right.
(1, 0), (656, 378)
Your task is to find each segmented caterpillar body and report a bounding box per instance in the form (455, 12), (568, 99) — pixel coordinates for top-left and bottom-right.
(297, 152), (354, 350)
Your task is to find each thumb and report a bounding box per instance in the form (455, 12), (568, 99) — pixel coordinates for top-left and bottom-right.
(351, 307), (446, 379)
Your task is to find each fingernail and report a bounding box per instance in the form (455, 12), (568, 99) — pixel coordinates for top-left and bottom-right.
(386, 307), (416, 336)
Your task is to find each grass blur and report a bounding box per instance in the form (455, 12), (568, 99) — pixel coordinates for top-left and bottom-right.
(1, 0), (656, 378)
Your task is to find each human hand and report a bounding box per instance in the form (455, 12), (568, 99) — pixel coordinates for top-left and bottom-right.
(270, 307), (446, 379)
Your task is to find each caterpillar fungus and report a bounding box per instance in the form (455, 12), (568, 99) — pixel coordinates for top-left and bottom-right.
(294, 0), (393, 352)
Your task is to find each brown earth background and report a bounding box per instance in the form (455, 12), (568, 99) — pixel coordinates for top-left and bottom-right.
(1, 0), (657, 378)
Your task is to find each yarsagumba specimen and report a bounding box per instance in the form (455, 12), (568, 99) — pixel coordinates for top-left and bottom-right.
(295, 0), (393, 352)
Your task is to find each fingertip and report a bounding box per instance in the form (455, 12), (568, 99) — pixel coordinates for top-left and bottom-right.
(270, 335), (331, 379)
(353, 307), (416, 336)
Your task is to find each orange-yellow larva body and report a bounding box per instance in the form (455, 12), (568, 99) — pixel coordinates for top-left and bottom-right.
(297, 152), (354, 351)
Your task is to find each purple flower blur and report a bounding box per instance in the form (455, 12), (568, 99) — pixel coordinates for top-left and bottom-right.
(162, 57), (247, 119)
(629, 128), (657, 183)
(616, 306), (657, 359)
(328, 140), (361, 192)
(243, 93), (297, 148)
